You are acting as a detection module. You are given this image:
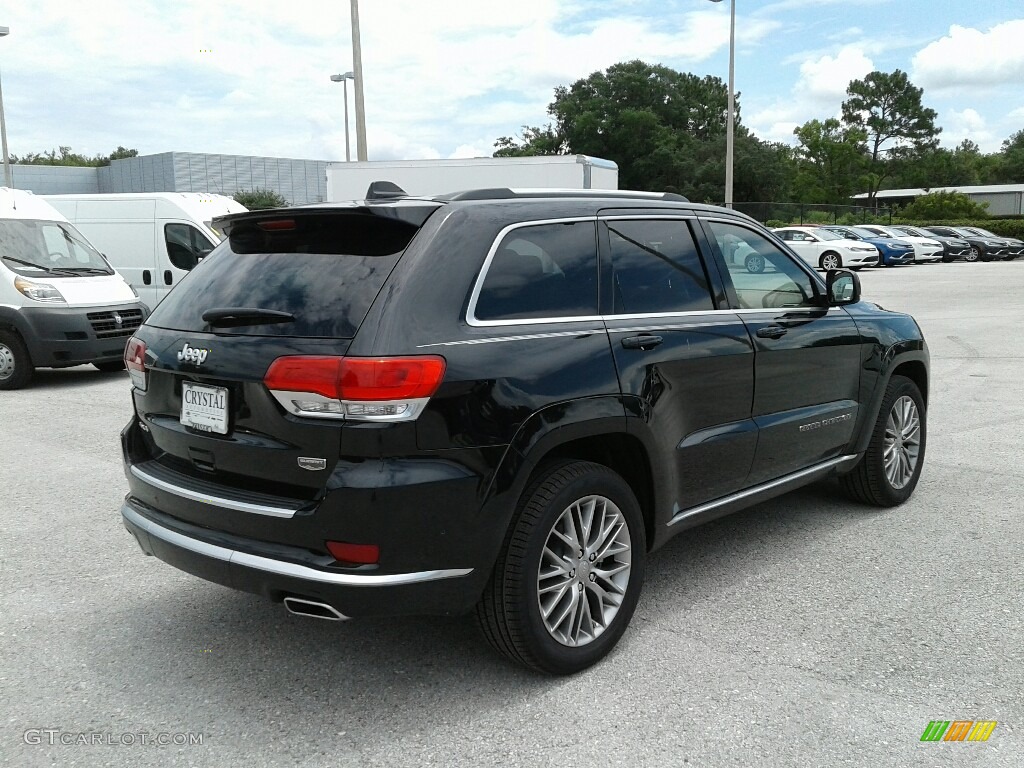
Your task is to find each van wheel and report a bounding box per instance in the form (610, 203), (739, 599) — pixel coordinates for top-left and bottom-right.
(0, 330), (33, 390)
(840, 375), (926, 507)
(94, 360), (126, 373)
(476, 460), (646, 675)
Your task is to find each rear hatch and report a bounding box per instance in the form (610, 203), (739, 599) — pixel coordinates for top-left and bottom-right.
(128, 205), (440, 518)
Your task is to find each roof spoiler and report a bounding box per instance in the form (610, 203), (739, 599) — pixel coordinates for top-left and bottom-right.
(365, 181), (409, 200)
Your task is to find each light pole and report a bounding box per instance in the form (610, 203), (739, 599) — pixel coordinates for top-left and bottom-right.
(330, 72), (355, 162)
(709, 0), (734, 208)
(0, 25), (11, 188)
(350, 0), (368, 161)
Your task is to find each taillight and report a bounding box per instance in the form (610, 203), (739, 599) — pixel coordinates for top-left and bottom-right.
(264, 355), (446, 421)
(125, 337), (147, 391)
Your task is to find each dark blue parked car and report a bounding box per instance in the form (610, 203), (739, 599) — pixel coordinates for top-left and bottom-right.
(823, 226), (915, 266)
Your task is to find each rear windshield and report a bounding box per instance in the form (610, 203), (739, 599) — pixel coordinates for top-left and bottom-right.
(146, 212), (422, 337)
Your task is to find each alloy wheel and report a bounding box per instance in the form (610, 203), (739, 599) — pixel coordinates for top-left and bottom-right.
(884, 395), (921, 490)
(537, 494), (632, 647)
(821, 253), (840, 270)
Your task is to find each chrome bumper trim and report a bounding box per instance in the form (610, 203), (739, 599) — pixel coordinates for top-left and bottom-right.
(122, 504), (474, 586)
(130, 464), (301, 519)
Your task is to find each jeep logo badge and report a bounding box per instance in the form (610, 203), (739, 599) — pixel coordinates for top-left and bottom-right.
(177, 342), (209, 366)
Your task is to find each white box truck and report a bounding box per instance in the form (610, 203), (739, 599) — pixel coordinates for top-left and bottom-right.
(44, 193), (247, 310)
(326, 155), (618, 202)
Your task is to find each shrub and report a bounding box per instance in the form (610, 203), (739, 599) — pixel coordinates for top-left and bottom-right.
(898, 191), (989, 221)
(234, 188), (288, 210)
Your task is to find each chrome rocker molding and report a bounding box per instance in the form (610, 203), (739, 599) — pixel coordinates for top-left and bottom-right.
(668, 454), (859, 527)
(122, 504), (474, 587)
(130, 464), (302, 519)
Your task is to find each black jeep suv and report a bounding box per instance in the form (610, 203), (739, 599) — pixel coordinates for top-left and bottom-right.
(120, 188), (928, 674)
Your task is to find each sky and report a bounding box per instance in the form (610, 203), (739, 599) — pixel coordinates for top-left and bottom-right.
(0, 0), (1022, 164)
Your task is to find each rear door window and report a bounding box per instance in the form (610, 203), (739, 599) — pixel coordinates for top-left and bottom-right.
(473, 220), (598, 321)
(604, 219), (714, 314)
(147, 211), (429, 337)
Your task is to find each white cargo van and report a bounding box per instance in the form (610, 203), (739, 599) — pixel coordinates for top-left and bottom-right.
(0, 188), (146, 389)
(44, 193), (247, 309)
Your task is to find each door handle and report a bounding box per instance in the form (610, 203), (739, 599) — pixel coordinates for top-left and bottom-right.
(163, 270), (173, 285)
(142, 270), (152, 286)
(621, 334), (664, 350)
(756, 325), (788, 339)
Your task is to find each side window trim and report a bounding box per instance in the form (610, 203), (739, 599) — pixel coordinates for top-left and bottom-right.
(466, 216), (601, 327)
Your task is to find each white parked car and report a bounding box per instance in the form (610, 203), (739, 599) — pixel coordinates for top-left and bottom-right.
(858, 225), (942, 263)
(772, 226), (879, 271)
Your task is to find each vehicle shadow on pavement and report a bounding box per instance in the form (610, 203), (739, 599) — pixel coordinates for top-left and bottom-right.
(92, 480), (880, 746)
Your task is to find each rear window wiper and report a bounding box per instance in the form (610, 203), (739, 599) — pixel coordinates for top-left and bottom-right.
(201, 307), (297, 328)
(1, 255), (78, 276)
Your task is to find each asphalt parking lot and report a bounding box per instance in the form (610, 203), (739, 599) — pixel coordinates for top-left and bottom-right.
(2, 261), (1022, 767)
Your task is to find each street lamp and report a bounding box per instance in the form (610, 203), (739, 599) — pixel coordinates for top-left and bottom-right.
(330, 72), (355, 162)
(709, 0), (735, 208)
(350, 0), (368, 161)
(0, 25), (11, 188)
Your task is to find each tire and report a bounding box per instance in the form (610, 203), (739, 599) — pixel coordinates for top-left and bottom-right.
(840, 375), (926, 507)
(475, 460), (647, 675)
(970, 246), (989, 262)
(0, 329), (34, 390)
(819, 252), (842, 271)
(745, 254), (765, 274)
(93, 360), (126, 373)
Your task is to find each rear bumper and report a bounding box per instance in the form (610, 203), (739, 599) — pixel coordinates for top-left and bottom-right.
(122, 498), (486, 617)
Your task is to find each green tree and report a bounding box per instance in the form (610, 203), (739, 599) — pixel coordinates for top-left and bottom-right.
(492, 60), (794, 201)
(10, 145), (141, 167)
(233, 188), (288, 209)
(899, 190), (988, 220)
(493, 125), (565, 156)
(994, 130), (1024, 182)
(841, 69), (940, 201)
(792, 118), (867, 203)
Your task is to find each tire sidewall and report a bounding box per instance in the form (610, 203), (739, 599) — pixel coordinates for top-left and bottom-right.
(513, 465), (646, 674)
(0, 330), (33, 390)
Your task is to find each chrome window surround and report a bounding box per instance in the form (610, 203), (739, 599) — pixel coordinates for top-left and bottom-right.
(123, 504), (474, 586)
(465, 213), (729, 328)
(466, 216), (602, 328)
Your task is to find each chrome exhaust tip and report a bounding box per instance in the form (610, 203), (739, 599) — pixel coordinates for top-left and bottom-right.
(283, 596), (349, 621)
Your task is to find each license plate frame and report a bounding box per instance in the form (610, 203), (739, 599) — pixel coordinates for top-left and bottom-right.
(180, 381), (229, 435)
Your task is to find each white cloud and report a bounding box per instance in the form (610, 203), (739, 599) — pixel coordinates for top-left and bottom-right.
(746, 46), (871, 145)
(943, 108), (996, 151)
(798, 46), (874, 103)
(912, 21), (1024, 90)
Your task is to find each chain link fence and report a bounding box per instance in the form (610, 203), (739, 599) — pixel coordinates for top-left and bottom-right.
(726, 202), (894, 227)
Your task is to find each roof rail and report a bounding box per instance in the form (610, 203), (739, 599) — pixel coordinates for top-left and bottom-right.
(437, 188), (690, 203)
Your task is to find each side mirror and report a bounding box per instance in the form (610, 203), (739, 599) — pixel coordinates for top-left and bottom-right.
(826, 269), (860, 306)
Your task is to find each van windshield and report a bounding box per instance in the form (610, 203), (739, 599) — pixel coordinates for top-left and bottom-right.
(0, 219), (114, 276)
